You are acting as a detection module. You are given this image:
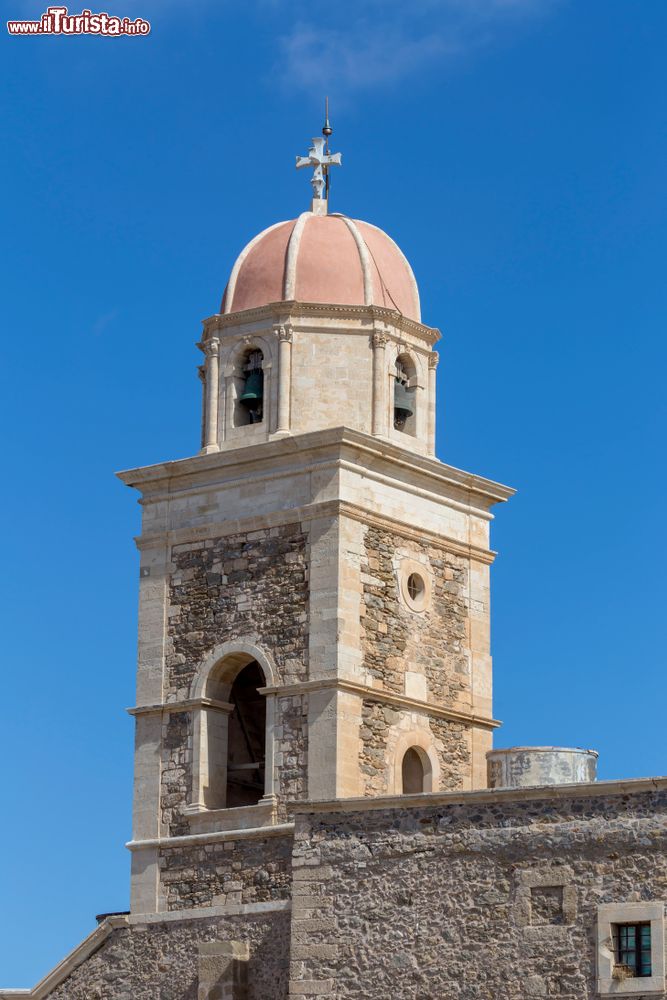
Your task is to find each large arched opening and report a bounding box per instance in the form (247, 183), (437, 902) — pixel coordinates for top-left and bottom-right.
(225, 661), (266, 808)
(191, 644), (275, 812)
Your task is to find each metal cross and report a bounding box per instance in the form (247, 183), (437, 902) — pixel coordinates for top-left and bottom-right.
(296, 136), (342, 201)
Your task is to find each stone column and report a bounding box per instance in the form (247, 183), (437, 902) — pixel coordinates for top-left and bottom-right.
(202, 337), (220, 454)
(260, 692), (279, 808)
(276, 323), (293, 433)
(371, 331), (388, 437)
(428, 351), (439, 455)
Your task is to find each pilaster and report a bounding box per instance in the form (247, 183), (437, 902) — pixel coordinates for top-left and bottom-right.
(428, 351), (439, 455)
(371, 329), (388, 438)
(276, 323), (293, 434)
(202, 337), (220, 454)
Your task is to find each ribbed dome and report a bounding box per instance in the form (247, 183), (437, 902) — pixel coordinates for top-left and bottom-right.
(221, 211), (421, 322)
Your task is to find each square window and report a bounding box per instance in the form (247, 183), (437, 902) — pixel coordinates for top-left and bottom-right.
(597, 903), (665, 995)
(614, 923), (652, 979)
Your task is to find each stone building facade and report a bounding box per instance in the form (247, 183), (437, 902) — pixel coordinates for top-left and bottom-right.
(2, 156), (664, 1000)
(289, 780), (667, 999)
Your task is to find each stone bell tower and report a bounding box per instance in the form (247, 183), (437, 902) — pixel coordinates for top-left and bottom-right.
(118, 130), (514, 915)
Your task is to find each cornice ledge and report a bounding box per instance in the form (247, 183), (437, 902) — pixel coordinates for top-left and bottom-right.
(133, 497), (497, 564)
(337, 500), (498, 562)
(126, 821), (295, 851)
(128, 697), (232, 717)
(295, 775), (667, 816)
(116, 426), (516, 508)
(201, 300), (440, 343)
(259, 678), (501, 730)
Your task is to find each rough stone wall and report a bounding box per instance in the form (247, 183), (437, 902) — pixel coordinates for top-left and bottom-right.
(162, 711), (192, 837)
(359, 701), (471, 797)
(160, 524), (309, 835)
(360, 526), (469, 706)
(167, 524), (309, 699)
(428, 717), (471, 791)
(358, 706), (472, 797)
(46, 910), (290, 1000)
(276, 694), (309, 805)
(289, 788), (667, 999)
(358, 701), (391, 795)
(159, 834), (293, 912)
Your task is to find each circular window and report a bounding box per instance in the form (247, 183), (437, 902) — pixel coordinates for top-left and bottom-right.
(407, 573), (424, 602)
(399, 562), (431, 613)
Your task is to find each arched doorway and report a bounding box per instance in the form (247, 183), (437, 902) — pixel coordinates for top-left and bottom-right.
(226, 661), (266, 808)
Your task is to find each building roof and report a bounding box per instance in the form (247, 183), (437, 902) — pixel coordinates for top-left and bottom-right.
(221, 211), (421, 322)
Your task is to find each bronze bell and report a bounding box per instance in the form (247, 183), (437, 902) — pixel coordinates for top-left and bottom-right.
(240, 369), (263, 422)
(394, 378), (415, 429)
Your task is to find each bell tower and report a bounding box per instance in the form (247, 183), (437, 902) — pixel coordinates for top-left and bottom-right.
(118, 126), (514, 915)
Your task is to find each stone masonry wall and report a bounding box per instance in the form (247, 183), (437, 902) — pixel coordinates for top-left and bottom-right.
(167, 524), (309, 699)
(161, 524), (309, 835)
(46, 909), (290, 1000)
(358, 701), (390, 795)
(358, 523), (474, 798)
(428, 717), (472, 791)
(358, 703), (472, 796)
(289, 787), (667, 999)
(162, 711), (191, 837)
(276, 694), (309, 805)
(159, 833), (293, 912)
(360, 525), (469, 706)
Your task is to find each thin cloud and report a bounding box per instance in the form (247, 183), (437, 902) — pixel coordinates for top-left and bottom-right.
(91, 309), (119, 337)
(282, 22), (454, 94)
(277, 0), (558, 94)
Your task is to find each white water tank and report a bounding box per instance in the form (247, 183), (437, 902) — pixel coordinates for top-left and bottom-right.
(487, 746), (598, 789)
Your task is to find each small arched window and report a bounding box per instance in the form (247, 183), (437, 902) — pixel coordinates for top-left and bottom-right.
(235, 348), (264, 427)
(394, 355), (417, 436)
(401, 746), (426, 794)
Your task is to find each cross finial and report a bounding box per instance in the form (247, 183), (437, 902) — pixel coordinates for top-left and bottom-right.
(296, 100), (342, 212)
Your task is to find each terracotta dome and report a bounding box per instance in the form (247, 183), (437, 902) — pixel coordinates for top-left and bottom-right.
(221, 211), (421, 322)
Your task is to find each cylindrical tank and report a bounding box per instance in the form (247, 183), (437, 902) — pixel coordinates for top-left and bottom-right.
(487, 746), (598, 789)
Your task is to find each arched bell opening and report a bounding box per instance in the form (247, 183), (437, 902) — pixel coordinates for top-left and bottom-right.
(196, 653), (268, 810)
(393, 354), (417, 436)
(234, 347), (264, 427)
(401, 745), (430, 794)
(226, 661), (266, 808)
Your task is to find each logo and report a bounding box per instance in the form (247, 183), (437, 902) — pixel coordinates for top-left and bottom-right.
(7, 6), (151, 36)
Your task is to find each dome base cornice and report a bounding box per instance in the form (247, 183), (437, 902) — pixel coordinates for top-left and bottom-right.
(202, 300), (441, 346)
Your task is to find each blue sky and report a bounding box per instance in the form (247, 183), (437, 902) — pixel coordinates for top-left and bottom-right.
(1, 0), (666, 985)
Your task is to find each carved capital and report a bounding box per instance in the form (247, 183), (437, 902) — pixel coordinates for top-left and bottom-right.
(428, 351), (440, 370)
(204, 337), (220, 360)
(372, 331), (389, 349)
(275, 323), (294, 344)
